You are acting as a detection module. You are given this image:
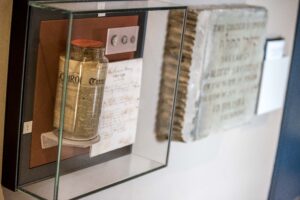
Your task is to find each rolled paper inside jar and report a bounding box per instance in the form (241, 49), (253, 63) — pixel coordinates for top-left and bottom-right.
(53, 39), (108, 141)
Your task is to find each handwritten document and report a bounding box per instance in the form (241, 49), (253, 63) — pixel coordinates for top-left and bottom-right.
(90, 58), (143, 157)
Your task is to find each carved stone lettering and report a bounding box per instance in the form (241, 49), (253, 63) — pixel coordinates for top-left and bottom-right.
(157, 6), (267, 141)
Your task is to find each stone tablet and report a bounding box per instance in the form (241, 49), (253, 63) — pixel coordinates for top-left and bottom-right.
(157, 5), (267, 141)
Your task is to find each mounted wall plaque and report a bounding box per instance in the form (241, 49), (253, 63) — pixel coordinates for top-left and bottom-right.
(1, 1), (187, 199)
(157, 5), (267, 142)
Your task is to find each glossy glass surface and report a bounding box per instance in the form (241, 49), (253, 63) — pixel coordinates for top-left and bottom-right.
(19, 2), (186, 199)
(30, 0), (185, 13)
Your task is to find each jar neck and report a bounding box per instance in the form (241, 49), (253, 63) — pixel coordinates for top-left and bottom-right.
(70, 45), (105, 61)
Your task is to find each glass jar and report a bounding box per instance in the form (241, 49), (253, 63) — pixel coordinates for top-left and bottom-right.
(54, 39), (108, 141)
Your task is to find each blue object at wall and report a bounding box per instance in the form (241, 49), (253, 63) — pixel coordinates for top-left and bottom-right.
(269, 3), (300, 200)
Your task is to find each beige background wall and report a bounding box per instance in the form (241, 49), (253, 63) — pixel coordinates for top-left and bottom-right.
(0, 0), (13, 199)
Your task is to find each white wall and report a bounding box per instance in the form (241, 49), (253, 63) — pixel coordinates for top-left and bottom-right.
(83, 1), (299, 200)
(82, 1), (298, 200)
(171, 0), (246, 5)
(82, 110), (282, 200)
(248, 0), (298, 55)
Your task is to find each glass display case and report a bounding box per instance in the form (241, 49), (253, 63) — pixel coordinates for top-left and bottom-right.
(1, 1), (187, 199)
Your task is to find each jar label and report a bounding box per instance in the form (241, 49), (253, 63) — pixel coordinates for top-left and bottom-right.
(54, 57), (108, 140)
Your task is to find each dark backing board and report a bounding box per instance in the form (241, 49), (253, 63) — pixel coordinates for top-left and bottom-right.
(30, 16), (138, 168)
(2, 4), (148, 189)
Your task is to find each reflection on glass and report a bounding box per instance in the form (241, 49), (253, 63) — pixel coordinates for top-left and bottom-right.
(54, 39), (108, 141)
(17, 2), (186, 199)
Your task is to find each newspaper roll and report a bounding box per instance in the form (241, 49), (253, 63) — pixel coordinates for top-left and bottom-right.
(54, 54), (108, 141)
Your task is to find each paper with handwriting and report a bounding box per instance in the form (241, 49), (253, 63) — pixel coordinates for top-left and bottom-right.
(90, 58), (143, 157)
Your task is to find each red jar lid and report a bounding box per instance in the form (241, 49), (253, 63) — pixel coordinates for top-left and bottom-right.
(71, 39), (103, 48)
